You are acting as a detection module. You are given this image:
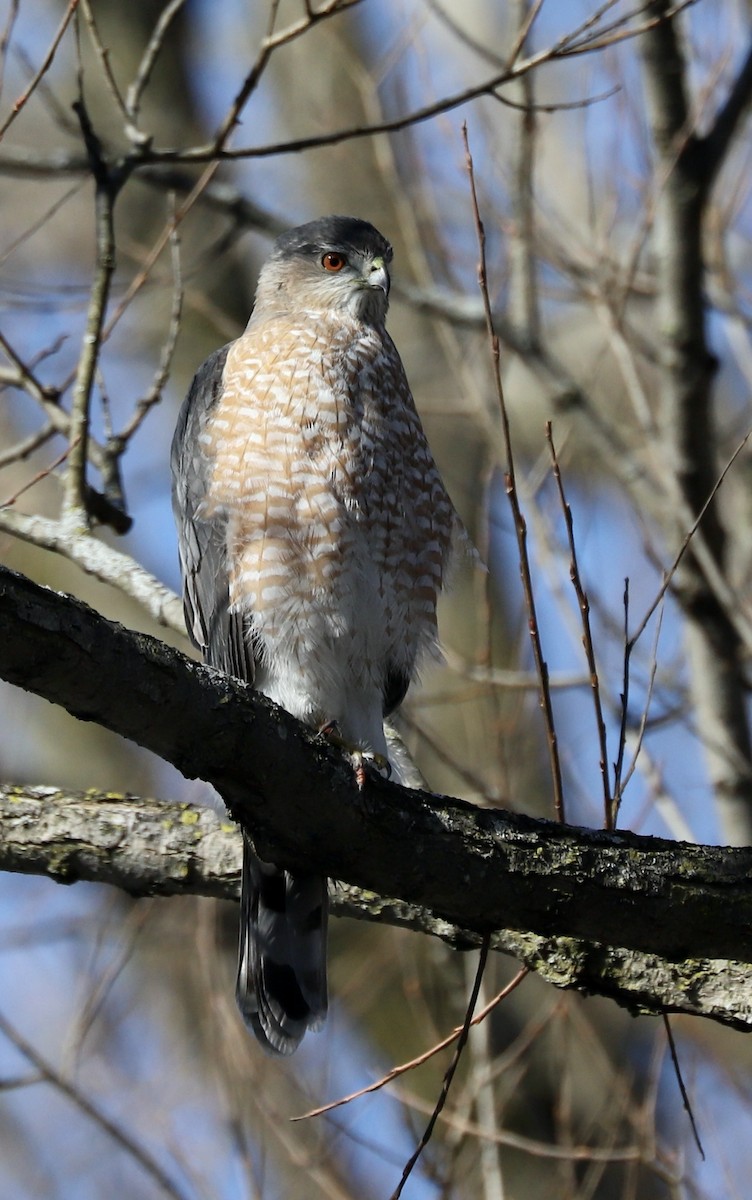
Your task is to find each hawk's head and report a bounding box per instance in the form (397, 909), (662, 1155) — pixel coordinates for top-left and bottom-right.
(253, 216), (393, 325)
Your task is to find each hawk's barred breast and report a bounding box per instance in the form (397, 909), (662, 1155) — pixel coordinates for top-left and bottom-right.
(199, 309), (453, 734)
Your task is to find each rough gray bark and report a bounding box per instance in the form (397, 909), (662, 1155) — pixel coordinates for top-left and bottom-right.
(2, 562), (752, 1032)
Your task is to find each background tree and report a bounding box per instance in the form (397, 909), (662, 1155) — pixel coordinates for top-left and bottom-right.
(1, 1), (752, 1197)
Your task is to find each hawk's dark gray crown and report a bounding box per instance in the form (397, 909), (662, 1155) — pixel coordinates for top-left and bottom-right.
(271, 216), (393, 265)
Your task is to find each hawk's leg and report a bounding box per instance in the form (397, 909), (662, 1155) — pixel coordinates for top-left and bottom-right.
(317, 720), (391, 789)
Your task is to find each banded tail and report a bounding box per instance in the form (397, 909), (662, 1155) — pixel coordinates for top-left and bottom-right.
(236, 834), (328, 1055)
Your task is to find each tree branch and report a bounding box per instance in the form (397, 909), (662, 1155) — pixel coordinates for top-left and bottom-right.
(3, 562), (752, 1025)
(701, 36), (752, 187)
(2, 781), (752, 1032)
(0, 511), (184, 631)
(640, 1), (752, 843)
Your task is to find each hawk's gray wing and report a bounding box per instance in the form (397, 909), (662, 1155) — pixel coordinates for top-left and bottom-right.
(171, 342), (325, 1056)
(170, 344), (255, 683)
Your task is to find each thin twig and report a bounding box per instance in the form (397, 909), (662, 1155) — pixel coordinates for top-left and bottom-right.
(613, 579), (631, 816)
(0, 0), (79, 140)
(1, 435), (80, 508)
(79, 0), (129, 123)
(62, 902), (155, 1075)
(0, 0), (19, 104)
(0, 179), (85, 268)
(12, 41), (79, 135)
(209, 0), (359, 155)
(125, 0), (186, 132)
(100, 160), (217, 344)
(400, 710), (507, 804)
(62, 97), (121, 532)
(662, 1014), (704, 1160)
(294, 967), (528, 1122)
(546, 422), (612, 827)
(630, 429), (752, 649)
(396, 1083), (649, 1163)
(113, 3), (693, 167)
(617, 600), (666, 810)
(0, 329), (59, 408)
(0, 422), (56, 469)
(464, 123), (566, 823)
(389, 936), (491, 1200)
(111, 209), (183, 451)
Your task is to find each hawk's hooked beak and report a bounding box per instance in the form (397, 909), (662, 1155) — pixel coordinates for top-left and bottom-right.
(366, 257), (390, 295)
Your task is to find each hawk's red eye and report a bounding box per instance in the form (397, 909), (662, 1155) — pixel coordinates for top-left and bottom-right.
(322, 252), (346, 272)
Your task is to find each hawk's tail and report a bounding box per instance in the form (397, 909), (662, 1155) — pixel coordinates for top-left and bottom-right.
(236, 833), (328, 1055)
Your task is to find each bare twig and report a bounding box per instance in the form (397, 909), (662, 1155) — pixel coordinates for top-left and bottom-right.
(393, 1084), (670, 1166)
(546, 423), (613, 827)
(617, 598), (666, 811)
(400, 710), (506, 804)
(295, 968), (528, 1122)
(89, 3), (691, 168)
(0, 0), (79, 140)
(613, 579), (632, 815)
(0, 179), (85, 267)
(464, 124), (566, 823)
(0, 329), (60, 410)
(0, 0), (19, 104)
(79, 0), (129, 123)
(62, 902), (155, 1074)
(662, 1014), (704, 1160)
(62, 98), (122, 532)
(1, 434), (80, 509)
(100, 160), (217, 344)
(112, 222), (183, 457)
(208, 0), (360, 155)
(389, 936), (491, 1199)
(629, 430), (752, 649)
(125, 0), (187, 134)
(0, 422), (56, 470)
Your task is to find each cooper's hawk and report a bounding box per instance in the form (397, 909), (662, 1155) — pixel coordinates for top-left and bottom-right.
(171, 216), (456, 1054)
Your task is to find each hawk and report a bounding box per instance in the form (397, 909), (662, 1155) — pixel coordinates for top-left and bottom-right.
(171, 216), (456, 1054)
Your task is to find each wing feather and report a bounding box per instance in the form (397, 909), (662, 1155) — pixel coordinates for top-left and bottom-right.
(170, 344), (256, 683)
